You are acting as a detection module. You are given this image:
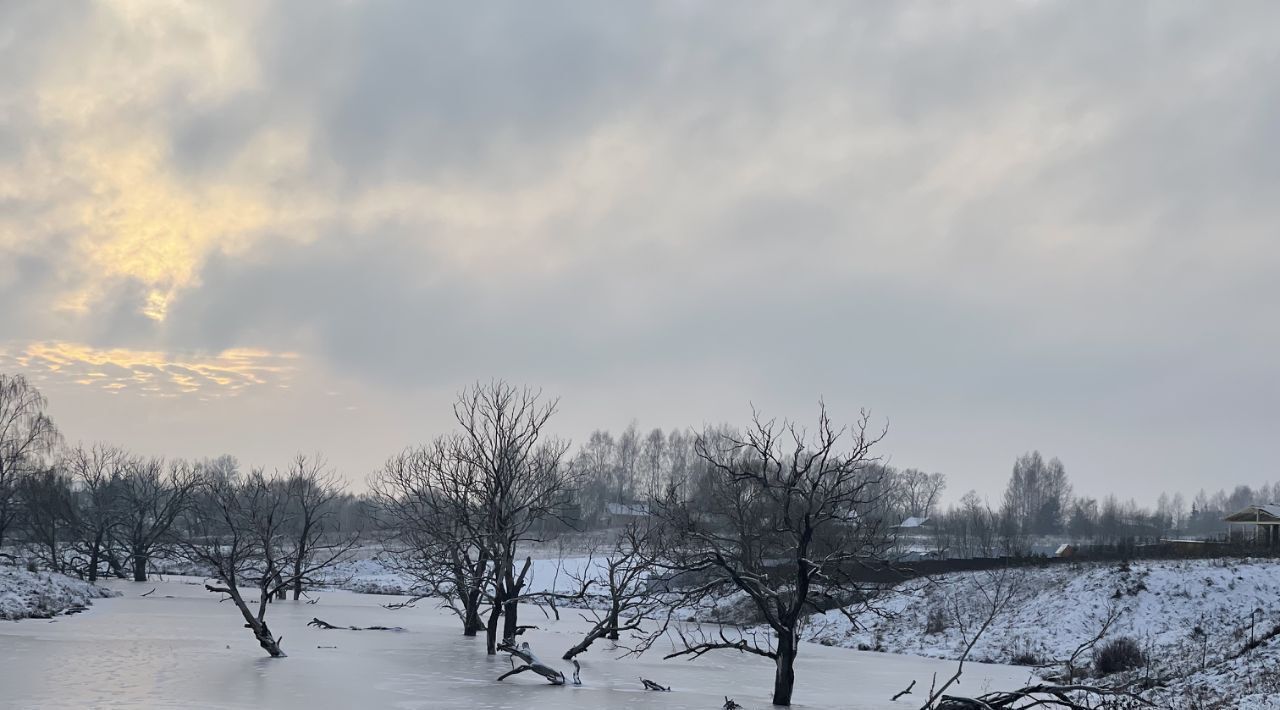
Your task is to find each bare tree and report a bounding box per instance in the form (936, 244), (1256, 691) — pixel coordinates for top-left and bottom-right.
(916, 568), (1024, 709)
(18, 467), (77, 572)
(650, 403), (894, 707)
(0, 374), (61, 548)
(282, 454), (358, 600)
(451, 381), (576, 654)
(561, 523), (668, 660)
(117, 457), (198, 581)
(371, 439), (492, 636)
(899, 468), (947, 519)
(65, 443), (128, 582)
(179, 466), (291, 657)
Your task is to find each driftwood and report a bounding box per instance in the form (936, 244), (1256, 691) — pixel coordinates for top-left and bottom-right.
(892, 679), (916, 701)
(640, 678), (671, 692)
(306, 617), (405, 632)
(935, 684), (1153, 709)
(496, 641), (567, 685)
(723, 698), (743, 710)
(140, 587), (157, 597)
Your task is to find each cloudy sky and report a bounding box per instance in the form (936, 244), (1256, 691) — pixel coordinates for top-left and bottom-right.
(2, 1), (1277, 503)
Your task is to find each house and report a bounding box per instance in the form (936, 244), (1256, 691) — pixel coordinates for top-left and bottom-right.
(1223, 504), (1280, 546)
(893, 516), (930, 531)
(605, 502), (651, 528)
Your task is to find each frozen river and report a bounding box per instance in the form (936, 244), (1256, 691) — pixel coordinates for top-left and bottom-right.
(0, 578), (1032, 709)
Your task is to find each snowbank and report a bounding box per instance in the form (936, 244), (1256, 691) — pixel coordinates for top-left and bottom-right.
(809, 558), (1280, 687)
(0, 565), (120, 621)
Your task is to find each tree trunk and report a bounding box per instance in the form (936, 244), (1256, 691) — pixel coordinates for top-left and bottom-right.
(87, 542), (101, 583)
(485, 601), (501, 655)
(503, 597), (520, 642)
(463, 588), (483, 636)
(772, 629), (798, 706)
(104, 550), (126, 578)
(292, 574), (303, 600)
(606, 602), (621, 641)
(235, 593), (286, 657)
(132, 554), (148, 582)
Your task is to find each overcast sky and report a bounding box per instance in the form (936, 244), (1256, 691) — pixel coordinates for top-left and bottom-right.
(2, 1), (1277, 504)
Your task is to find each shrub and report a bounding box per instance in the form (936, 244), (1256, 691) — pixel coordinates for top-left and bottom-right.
(1094, 637), (1145, 675)
(1010, 650), (1039, 666)
(925, 606), (948, 635)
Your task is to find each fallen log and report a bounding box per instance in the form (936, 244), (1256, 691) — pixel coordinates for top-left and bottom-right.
(306, 617), (405, 632)
(496, 641), (567, 685)
(640, 678), (671, 692)
(934, 683), (1153, 709)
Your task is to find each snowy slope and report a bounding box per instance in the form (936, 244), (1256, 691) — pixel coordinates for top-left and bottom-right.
(808, 558), (1280, 687)
(0, 566), (120, 621)
(1149, 632), (1280, 710)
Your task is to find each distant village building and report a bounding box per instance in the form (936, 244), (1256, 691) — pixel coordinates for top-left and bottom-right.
(1223, 504), (1280, 546)
(605, 502), (651, 528)
(893, 516), (930, 531)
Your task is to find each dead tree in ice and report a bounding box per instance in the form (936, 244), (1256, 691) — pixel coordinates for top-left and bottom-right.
(453, 382), (579, 655)
(562, 523), (670, 660)
(178, 465), (301, 657)
(649, 403), (897, 707)
(374, 382), (580, 655)
(370, 439), (493, 637)
(495, 640), (567, 684)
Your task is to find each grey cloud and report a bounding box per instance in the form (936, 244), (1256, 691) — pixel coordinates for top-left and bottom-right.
(5, 1), (1280, 503)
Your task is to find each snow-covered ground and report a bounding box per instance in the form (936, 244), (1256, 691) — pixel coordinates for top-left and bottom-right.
(806, 558), (1280, 709)
(0, 565), (119, 621)
(0, 576), (1031, 709)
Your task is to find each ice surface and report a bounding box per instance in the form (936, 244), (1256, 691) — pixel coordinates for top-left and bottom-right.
(0, 577), (1031, 709)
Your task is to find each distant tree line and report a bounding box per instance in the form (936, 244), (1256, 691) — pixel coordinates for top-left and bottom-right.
(0, 375), (368, 599)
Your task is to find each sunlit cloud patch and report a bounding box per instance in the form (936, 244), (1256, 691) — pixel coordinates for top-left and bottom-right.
(0, 342), (297, 399)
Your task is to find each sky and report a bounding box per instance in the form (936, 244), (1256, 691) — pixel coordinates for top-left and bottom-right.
(2, 1), (1278, 505)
